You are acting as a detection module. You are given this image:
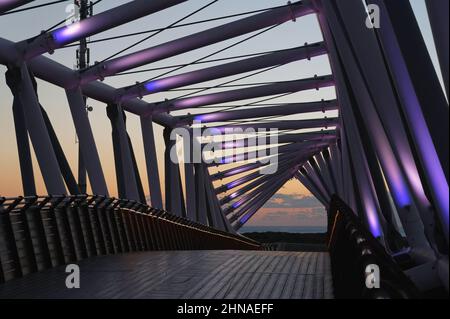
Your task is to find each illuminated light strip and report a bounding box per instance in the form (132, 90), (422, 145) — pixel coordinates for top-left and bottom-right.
(0, 0), (34, 13)
(19, 0), (187, 60)
(160, 76), (335, 113)
(78, 1), (315, 84)
(327, 210), (341, 250)
(116, 42), (327, 101)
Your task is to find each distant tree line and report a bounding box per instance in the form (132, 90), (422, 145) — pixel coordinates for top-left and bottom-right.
(243, 232), (327, 244)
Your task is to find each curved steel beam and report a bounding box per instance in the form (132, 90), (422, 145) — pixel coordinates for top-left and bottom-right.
(152, 75), (334, 114)
(231, 171), (295, 228)
(17, 0), (187, 61)
(202, 117), (338, 135)
(77, 1), (314, 85)
(214, 145), (327, 194)
(204, 130), (336, 151)
(0, 37), (176, 127)
(0, 0), (35, 14)
(178, 99), (338, 125)
(211, 148), (324, 181)
(209, 139), (332, 167)
(116, 42), (327, 102)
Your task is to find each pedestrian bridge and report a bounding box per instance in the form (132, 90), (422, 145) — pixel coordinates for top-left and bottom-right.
(0, 0), (448, 299)
(0, 195), (425, 298)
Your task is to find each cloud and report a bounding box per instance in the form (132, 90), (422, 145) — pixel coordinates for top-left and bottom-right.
(231, 192), (327, 227)
(247, 207), (327, 227)
(264, 194), (323, 209)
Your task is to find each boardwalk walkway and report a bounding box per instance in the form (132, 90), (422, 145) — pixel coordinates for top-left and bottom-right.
(0, 250), (334, 299)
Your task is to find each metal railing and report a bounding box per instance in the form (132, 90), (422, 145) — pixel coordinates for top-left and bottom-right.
(327, 195), (419, 299)
(0, 195), (261, 283)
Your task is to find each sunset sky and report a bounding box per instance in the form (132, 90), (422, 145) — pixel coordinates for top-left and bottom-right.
(0, 0), (440, 230)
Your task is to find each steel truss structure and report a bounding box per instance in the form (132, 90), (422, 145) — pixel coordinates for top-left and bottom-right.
(0, 0), (448, 292)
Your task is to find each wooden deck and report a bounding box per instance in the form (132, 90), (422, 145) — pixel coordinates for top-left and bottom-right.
(0, 250), (334, 299)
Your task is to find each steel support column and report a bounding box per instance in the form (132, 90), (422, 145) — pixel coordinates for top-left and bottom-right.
(203, 166), (226, 231)
(194, 163), (208, 225)
(164, 128), (185, 217)
(370, 1), (449, 182)
(183, 134), (196, 220)
(328, 144), (344, 198)
(140, 115), (163, 208)
(11, 98), (36, 196)
(5, 64), (66, 195)
(106, 104), (140, 201)
(372, 0), (449, 242)
(327, 0), (443, 252)
(66, 88), (109, 196)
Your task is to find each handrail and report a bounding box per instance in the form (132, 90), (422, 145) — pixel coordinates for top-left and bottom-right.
(0, 195), (261, 284)
(327, 195), (419, 299)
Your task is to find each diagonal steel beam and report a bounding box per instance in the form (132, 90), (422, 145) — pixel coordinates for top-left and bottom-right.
(214, 147), (324, 194)
(224, 170), (292, 216)
(0, 0), (35, 14)
(202, 129), (335, 145)
(231, 171), (295, 228)
(202, 117), (338, 135)
(115, 42), (327, 102)
(154, 75), (334, 114)
(0, 37), (176, 127)
(219, 163), (300, 206)
(209, 139), (332, 167)
(229, 176), (289, 223)
(294, 171), (328, 207)
(16, 0), (187, 61)
(211, 149), (318, 181)
(77, 1), (314, 85)
(222, 154), (314, 213)
(426, 0), (449, 98)
(203, 131), (335, 159)
(178, 99), (338, 125)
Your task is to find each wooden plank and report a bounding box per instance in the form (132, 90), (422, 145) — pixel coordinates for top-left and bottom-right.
(246, 252), (285, 299)
(183, 253), (245, 299)
(314, 253), (325, 299)
(259, 254), (292, 299)
(188, 253), (255, 299)
(291, 252), (312, 298)
(0, 250), (334, 299)
(323, 253), (334, 299)
(118, 251), (202, 299)
(223, 253), (270, 299)
(238, 253), (277, 299)
(205, 254), (258, 299)
(303, 252), (319, 299)
(280, 253), (304, 299)
(216, 253), (264, 299)
(265, 254), (295, 299)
